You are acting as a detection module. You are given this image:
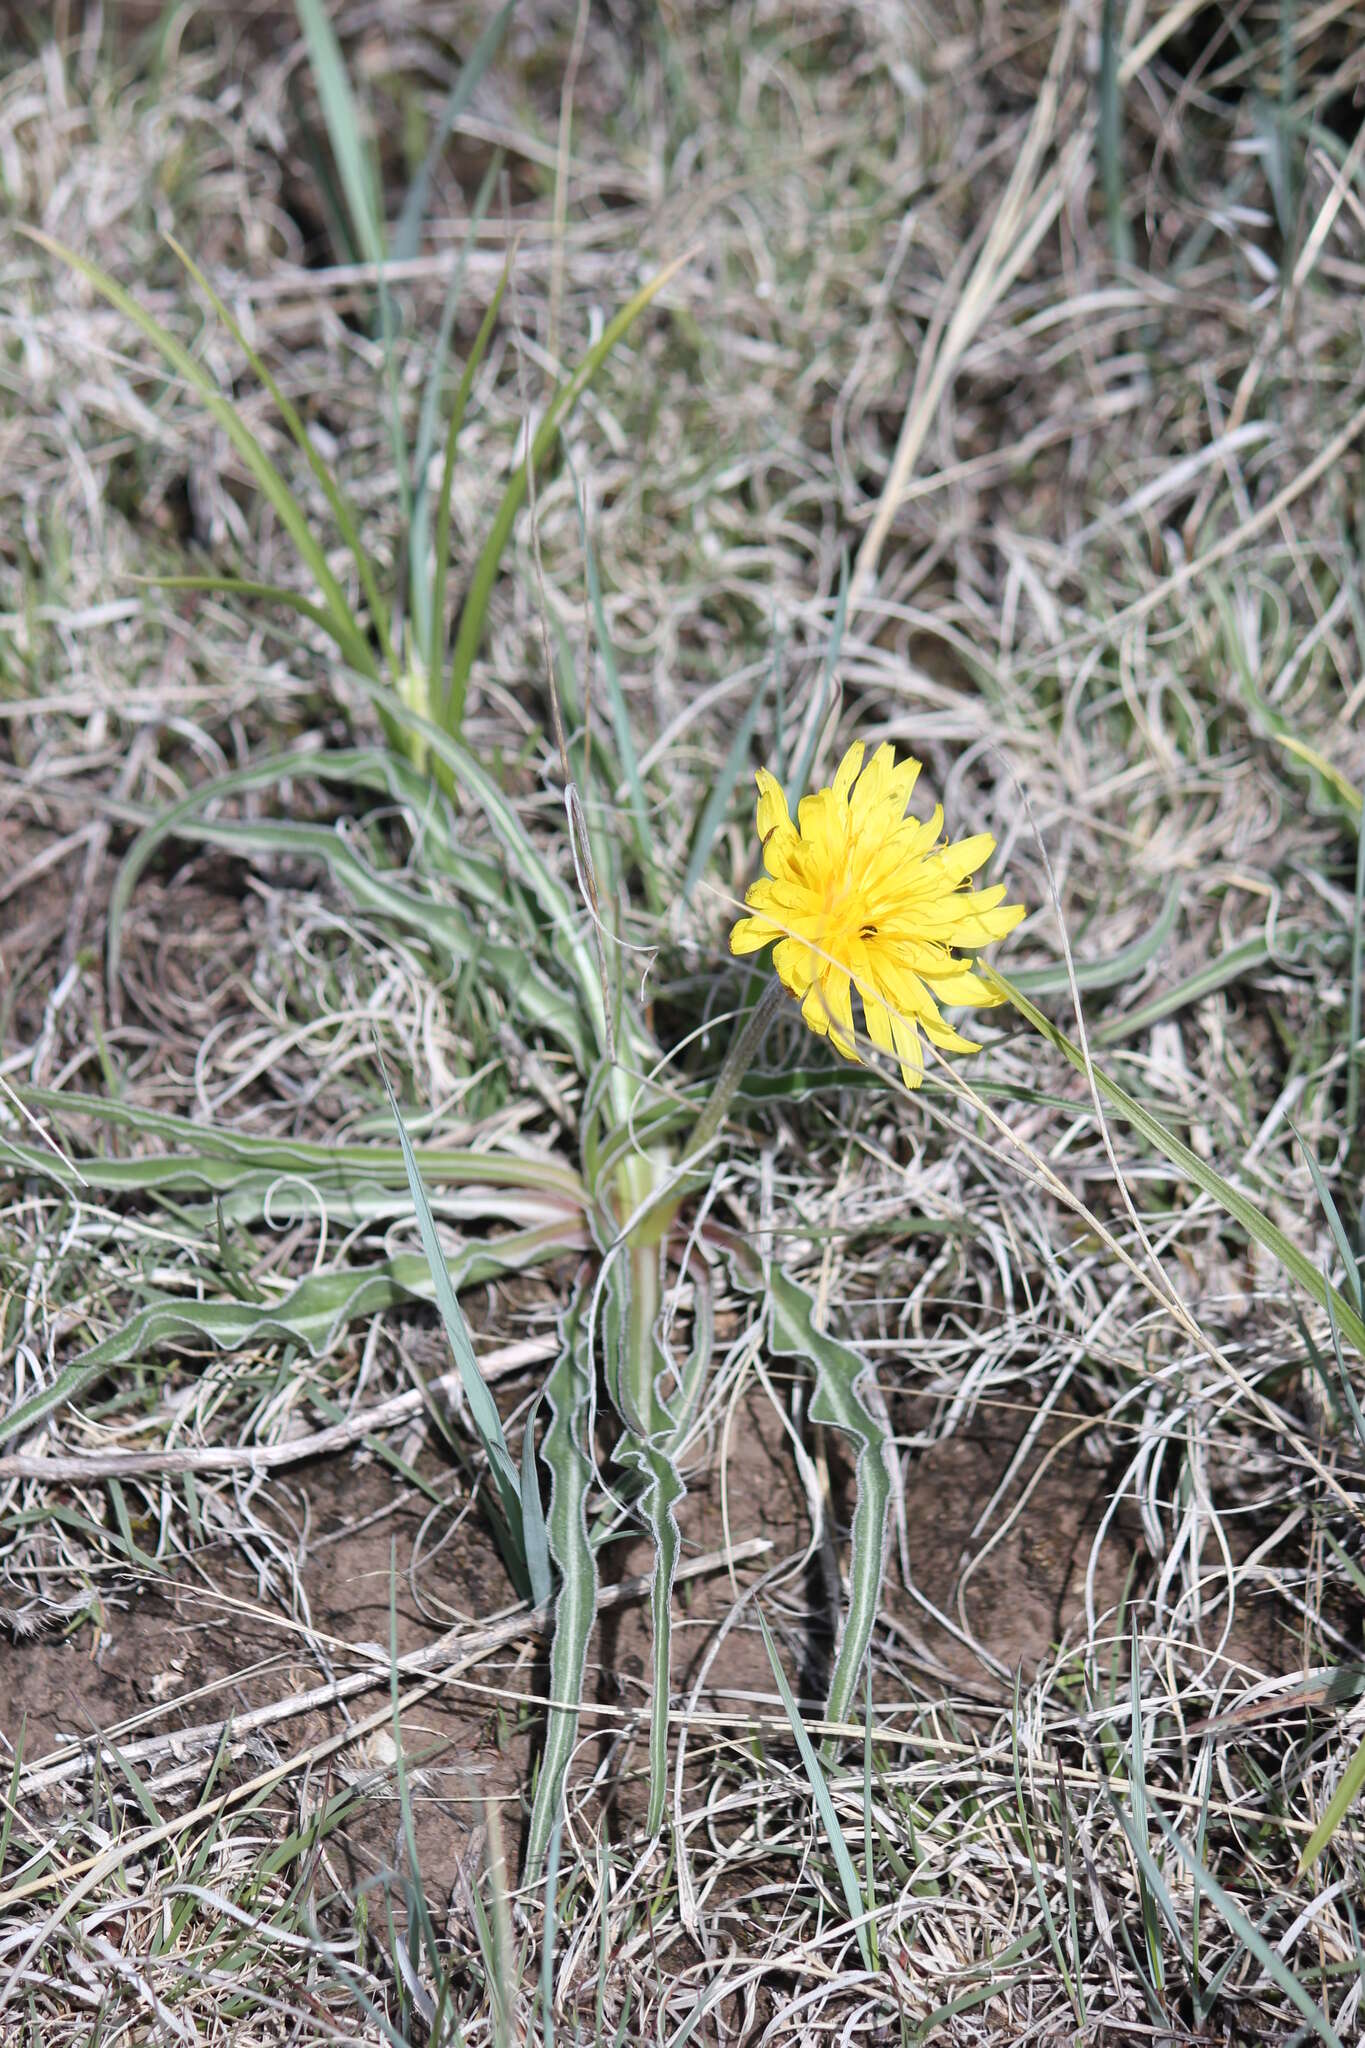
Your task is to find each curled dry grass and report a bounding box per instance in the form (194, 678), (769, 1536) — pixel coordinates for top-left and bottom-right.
(3, 0), (1365, 2040)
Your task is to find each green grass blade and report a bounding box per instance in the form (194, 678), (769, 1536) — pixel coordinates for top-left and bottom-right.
(428, 256), (511, 687)
(757, 1609), (874, 1972)
(1127, 1628), (1166, 1996)
(381, 1066), (526, 1579)
(393, 2), (516, 262)
(0, 1723), (24, 1877)
(163, 235), (394, 664)
(443, 252), (690, 736)
(22, 228), (376, 680)
(521, 1396), (554, 1612)
(682, 660), (767, 905)
(291, 0), (409, 519)
(785, 550), (849, 807)
(1271, 735), (1363, 823)
(1294, 1125), (1364, 1317)
(766, 1264), (892, 1733)
(1156, 1813), (1344, 2048)
(525, 1294), (598, 1883)
(990, 968), (1365, 1360)
(1011, 1673), (1080, 2022)
(562, 444), (657, 904)
(133, 573), (341, 645)
(861, 1682), (879, 1974)
(292, 0), (383, 264)
(1297, 1727), (1365, 1880)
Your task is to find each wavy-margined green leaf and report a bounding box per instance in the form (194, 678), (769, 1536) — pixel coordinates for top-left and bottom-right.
(600, 1236), (687, 1837)
(367, 690), (659, 1102)
(766, 1263), (893, 1732)
(525, 1288), (598, 1883)
(1090, 925), (1345, 1048)
(384, 1069), (528, 1592)
(989, 968), (1365, 1361)
(9, 1086), (584, 1205)
(1011, 881), (1180, 997)
(0, 1227), (573, 1450)
(0, 1139), (581, 1242)
(104, 747), (589, 1061)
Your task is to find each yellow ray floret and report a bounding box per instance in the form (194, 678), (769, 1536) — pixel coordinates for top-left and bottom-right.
(730, 740), (1025, 1088)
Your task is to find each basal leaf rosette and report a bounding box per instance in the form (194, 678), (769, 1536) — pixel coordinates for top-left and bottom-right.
(730, 740), (1024, 1086)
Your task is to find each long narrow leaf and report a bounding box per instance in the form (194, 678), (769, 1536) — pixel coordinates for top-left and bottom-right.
(292, 0), (384, 264)
(682, 661), (768, 904)
(525, 1291), (598, 1882)
(990, 969), (1365, 1360)
(563, 445), (657, 904)
(393, 3), (516, 262)
(757, 1609), (874, 1972)
(163, 236), (394, 663)
(23, 228), (375, 679)
(9, 1084), (583, 1202)
(766, 1264), (892, 1732)
(0, 1235), (567, 1448)
(291, 0), (410, 512)
(428, 258), (511, 687)
(382, 1067), (526, 1575)
(603, 1242), (685, 1838)
(444, 252), (690, 735)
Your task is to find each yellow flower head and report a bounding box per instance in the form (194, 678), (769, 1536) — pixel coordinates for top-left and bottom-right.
(730, 741), (1024, 1088)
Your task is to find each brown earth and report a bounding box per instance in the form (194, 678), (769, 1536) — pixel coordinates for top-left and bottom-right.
(2, 1376), (1141, 1897)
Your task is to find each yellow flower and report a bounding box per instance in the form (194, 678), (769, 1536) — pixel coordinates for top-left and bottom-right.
(730, 741), (1024, 1088)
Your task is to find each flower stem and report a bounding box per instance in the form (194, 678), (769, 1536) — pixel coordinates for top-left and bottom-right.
(683, 978), (786, 1163)
(628, 979), (785, 1248)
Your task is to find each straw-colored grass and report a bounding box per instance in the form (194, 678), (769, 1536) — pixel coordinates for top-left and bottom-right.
(3, 2), (1364, 2041)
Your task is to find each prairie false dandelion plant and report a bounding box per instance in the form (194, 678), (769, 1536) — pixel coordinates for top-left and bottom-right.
(730, 740), (1025, 1086)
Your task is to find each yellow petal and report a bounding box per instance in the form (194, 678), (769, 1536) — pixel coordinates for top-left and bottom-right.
(860, 982), (897, 1064)
(889, 1010), (923, 1089)
(754, 768), (791, 845)
(821, 968), (858, 1059)
(772, 937), (814, 997)
(926, 832), (995, 886)
(948, 900), (1026, 947)
(800, 976), (832, 1040)
(831, 741), (865, 806)
(730, 914), (780, 956)
(922, 966), (997, 1007)
(849, 741), (893, 833)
